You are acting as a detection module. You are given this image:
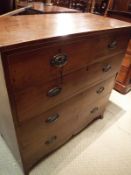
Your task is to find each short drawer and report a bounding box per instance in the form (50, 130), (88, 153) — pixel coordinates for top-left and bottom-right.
(18, 94), (109, 170)
(7, 31), (130, 91)
(14, 54), (122, 123)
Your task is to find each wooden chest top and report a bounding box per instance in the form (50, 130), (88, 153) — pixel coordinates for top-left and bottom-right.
(0, 13), (131, 51)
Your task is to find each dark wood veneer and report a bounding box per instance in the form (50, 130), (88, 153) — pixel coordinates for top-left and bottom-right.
(107, 0), (131, 94)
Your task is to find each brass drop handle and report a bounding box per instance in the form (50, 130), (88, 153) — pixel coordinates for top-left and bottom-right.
(108, 40), (117, 49)
(47, 87), (62, 97)
(102, 64), (112, 72)
(90, 107), (99, 114)
(46, 113), (59, 123)
(96, 86), (105, 94)
(50, 53), (68, 67)
(45, 136), (57, 145)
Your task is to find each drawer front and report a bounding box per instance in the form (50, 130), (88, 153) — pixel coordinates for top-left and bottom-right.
(14, 54), (122, 123)
(7, 31), (130, 91)
(19, 94), (109, 169)
(18, 77), (115, 141)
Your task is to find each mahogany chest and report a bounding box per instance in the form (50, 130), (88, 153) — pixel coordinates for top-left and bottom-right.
(107, 0), (131, 94)
(0, 13), (130, 174)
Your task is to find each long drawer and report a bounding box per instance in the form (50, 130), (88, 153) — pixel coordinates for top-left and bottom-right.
(18, 76), (115, 141)
(18, 94), (110, 170)
(14, 54), (122, 123)
(7, 31), (130, 91)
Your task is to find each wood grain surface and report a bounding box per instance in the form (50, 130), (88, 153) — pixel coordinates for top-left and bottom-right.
(0, 13), (131, 51)
(17, 2), (79, 13)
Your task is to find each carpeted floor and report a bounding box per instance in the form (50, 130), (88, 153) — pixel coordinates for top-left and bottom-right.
(0, 90), (131, 175)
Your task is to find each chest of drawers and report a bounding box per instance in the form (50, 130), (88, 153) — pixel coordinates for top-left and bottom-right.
(107, 9), (131, 94)
(0, 13), (131, 175)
